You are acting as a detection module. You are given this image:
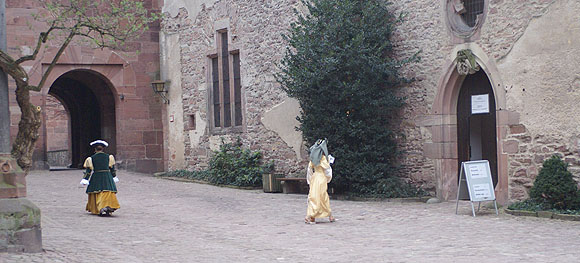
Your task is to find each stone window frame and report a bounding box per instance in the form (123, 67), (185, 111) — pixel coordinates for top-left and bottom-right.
(206, 23), (245, 135)
(444, 0), (488, 42)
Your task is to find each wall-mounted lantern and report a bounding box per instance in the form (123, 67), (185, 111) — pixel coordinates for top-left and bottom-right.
(151, 80), (169, 104)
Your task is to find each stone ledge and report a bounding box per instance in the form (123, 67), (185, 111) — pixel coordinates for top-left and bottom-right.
(0, 198), (42, 253)
(331, 195), (432, 202)
(157, 175), (433, 201)
(156, 176), (261, 190)
(505, 208), (580, 221)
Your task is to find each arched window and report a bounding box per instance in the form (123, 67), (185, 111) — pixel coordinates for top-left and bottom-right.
(461, 0), (485, 27)
(446, 0), (487, 39)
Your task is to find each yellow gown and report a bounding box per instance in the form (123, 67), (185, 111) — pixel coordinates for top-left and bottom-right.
(83, 153), (120, 214)
(306, 155), (332, 219)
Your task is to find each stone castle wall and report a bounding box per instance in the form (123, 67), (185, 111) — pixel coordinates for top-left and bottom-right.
(162, 0), (580, 201)
(389, 0), (580, 199)
(162, 0), (306, 175)
(6, 0), (165, 172)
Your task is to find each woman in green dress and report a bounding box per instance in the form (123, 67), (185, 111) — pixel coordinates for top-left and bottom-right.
(79, 140), (120, 216)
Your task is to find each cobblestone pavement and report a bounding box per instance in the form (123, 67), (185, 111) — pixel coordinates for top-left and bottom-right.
(2, 170), (580, 263)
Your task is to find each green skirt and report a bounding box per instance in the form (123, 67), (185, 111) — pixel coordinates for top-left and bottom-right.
(86, 171), (117, 194)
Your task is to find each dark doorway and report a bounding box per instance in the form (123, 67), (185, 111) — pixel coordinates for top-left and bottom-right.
(457, 70), (498, 197)
(45, 94), (72, 168)
(47, 70), (116, 168)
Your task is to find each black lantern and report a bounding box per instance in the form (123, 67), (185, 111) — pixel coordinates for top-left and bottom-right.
(151, 80), (169, 104)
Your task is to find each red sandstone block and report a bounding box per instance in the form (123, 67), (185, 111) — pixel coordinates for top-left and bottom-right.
(124, 109), (150, 120)
(121, 98), (146, 109)
(54, 127), (67, 133)
(156, 131), (164, 144)
(138, 52), (159, 64)
(148, 109), (163, 121)
(503, 140), (519, 154)
(117, 145), (146, 152)
(153, 119), (163, 130)
(119, 150), (146, 160)
(119, 86), (137, 96)
(146, 62), (158, 74)
(122, 119), (155, 131)
(135, 159), (161, 173)
(140, 42), (161, 54)
(121, 132), (144, 145)
(509, 124), (526, 134)
(146, 144), (162, 159)
(135, 75), (155, 88)
(143, 131), (157, 144)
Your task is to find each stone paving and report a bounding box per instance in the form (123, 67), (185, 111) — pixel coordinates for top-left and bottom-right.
(2, 170), (580, 262)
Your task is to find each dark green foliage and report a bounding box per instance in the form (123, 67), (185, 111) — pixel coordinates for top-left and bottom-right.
(507, 199), (548, 212)
(369, 177), (427, 198)
(159, 169), (211, 181)
(507, 199), (580, 215)
(160, 138), (273, 188)
(276, 0), (419, 195)
(528, 155), (580, 210)
(208, 138), (273, 187)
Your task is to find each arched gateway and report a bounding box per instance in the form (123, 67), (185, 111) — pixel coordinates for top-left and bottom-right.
(46, 70), (117, 168)
(28, 46), (165, 173)
(423, 45), (511, 204)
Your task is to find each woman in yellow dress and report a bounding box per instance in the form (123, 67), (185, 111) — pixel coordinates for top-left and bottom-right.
(79, 140), (120, 216)
(305, 139), (336, 224)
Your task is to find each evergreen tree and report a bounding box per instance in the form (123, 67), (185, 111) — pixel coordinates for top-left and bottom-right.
(277, 0), (418, 194)
(529, 155), (580, 210)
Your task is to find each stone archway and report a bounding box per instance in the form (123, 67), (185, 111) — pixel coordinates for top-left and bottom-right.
(25, 44), (164, 173)
(46, 70), (117, 168)
(44, 94), (72, 168)
(421, 44), (513, 204)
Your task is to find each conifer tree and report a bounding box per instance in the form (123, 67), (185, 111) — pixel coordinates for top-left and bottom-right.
(277, 0), (418, 194)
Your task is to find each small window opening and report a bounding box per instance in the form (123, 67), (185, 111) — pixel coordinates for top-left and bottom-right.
(460, 0), (485, 27)
(188, 114), (196, 130)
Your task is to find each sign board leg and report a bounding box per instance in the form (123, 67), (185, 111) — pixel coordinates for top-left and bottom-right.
(494, 200), (498, 215)
(455, 187), (460, 215)
(470, 201), (476, 217)
(455, 164), (465, 215)
(477, 202), (481, 212)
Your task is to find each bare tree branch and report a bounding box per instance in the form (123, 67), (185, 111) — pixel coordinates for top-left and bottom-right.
(0, 50), (28, 81)
(30, 27), (78, 92)
(15, 26), (54, 65)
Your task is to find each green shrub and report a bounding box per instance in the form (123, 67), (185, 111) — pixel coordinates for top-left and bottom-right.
(159, 169), (211, 181)
(160, 138), (273, 188)
(366, 177), (427, 198)
(208, 138), (273, 187)
(276, 0), (420, 196)
(529, 155), (580, 210)
(507, 199), (547, 212)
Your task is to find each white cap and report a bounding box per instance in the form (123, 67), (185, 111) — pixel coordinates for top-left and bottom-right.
(90, 140), (109, 147)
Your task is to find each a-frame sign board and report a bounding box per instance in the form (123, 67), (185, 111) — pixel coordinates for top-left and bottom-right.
(455, 160), (499, 217)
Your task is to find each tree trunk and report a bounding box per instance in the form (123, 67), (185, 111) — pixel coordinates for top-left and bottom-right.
(11, 82), (41, 170)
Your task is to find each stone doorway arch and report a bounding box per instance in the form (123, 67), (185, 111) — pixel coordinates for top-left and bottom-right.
(46, 70), (117, 168)
(422, 44), (512, 204)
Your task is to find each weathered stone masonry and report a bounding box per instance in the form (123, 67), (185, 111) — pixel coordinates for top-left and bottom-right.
(162, 0), (306, 175)
(162, 0), (580, 203)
